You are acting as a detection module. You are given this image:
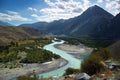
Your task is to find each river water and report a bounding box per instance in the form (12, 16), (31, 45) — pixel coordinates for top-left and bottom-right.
(38, 40), (90, 78)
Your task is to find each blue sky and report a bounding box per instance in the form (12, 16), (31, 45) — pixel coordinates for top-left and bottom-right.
(0, 0), (120, 25)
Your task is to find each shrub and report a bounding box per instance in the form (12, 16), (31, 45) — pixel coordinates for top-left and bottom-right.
(81, 54), (104, 75)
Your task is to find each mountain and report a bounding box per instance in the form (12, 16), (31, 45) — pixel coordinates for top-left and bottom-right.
(103, 13), (120, 39)
(0, 26), (42, 46)
(62, 5), (113, 37)
(0, 21), (13, 26)
(20, 22), (49, 31)
(20, 19), (68, 34)
(19, 5), (114, 38)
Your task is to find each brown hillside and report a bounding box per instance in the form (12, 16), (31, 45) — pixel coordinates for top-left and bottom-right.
(0, 26), (42, 46)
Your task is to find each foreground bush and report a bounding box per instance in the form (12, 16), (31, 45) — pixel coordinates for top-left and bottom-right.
(81, 48), (111, 75)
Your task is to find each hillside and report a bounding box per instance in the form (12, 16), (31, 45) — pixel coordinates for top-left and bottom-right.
(0, 26), (42, 46)
(108, 40), (120, 59)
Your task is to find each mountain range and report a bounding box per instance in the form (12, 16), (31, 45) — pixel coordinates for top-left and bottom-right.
(0, 5), (120, 45)
(0, 21), (13, 26)
(20, 5), (120, 39)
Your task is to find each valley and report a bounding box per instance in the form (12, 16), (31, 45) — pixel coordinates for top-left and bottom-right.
(0, 37), (120, 80)
(0, 38), (92, 80)
(0, 3), (120, 80)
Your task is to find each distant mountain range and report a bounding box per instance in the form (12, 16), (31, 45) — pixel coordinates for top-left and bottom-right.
(0, 21), (13, 26)
(0, 26), (42, 46)
(0, 5), (120, 45)
(20, 5), (120, 39)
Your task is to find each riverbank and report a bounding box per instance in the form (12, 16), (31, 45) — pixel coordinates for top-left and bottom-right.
(54, 44), (93, 59)
(0, 58), (68, 80)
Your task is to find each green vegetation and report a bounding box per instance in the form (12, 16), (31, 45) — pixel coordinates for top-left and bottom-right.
(78, 39), (116, 48)
(0, 48), (18, 63)
(20, 49), (60, 63)
(0, 38), (60, 68)
(64, 67), (80, 75)
(57, 37), (80, 45)
(81, 48), (112, 75)
(58, 36), (115, 47)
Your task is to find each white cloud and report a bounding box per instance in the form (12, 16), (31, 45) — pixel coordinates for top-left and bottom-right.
(28, 7), (38, 12)
(7, 10), (18, 15)
(31, 13), (80, 22)
(82, 0), (90, 10)
(31, 14), (39, 18)
(105, 0), (120, 15)
(40, 8), (64, 14)
(0, 11), (29, 21)
(32, 0), (90, 22)
(97, 0), (103, 3)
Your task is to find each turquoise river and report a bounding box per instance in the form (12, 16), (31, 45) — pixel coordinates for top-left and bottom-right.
(37, 40), (92, 78)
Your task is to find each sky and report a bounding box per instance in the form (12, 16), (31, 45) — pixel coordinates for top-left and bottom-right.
(0, 0), (120, 25)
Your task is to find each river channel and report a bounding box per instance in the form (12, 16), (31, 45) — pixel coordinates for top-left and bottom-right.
(38, 40), (91, 78)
